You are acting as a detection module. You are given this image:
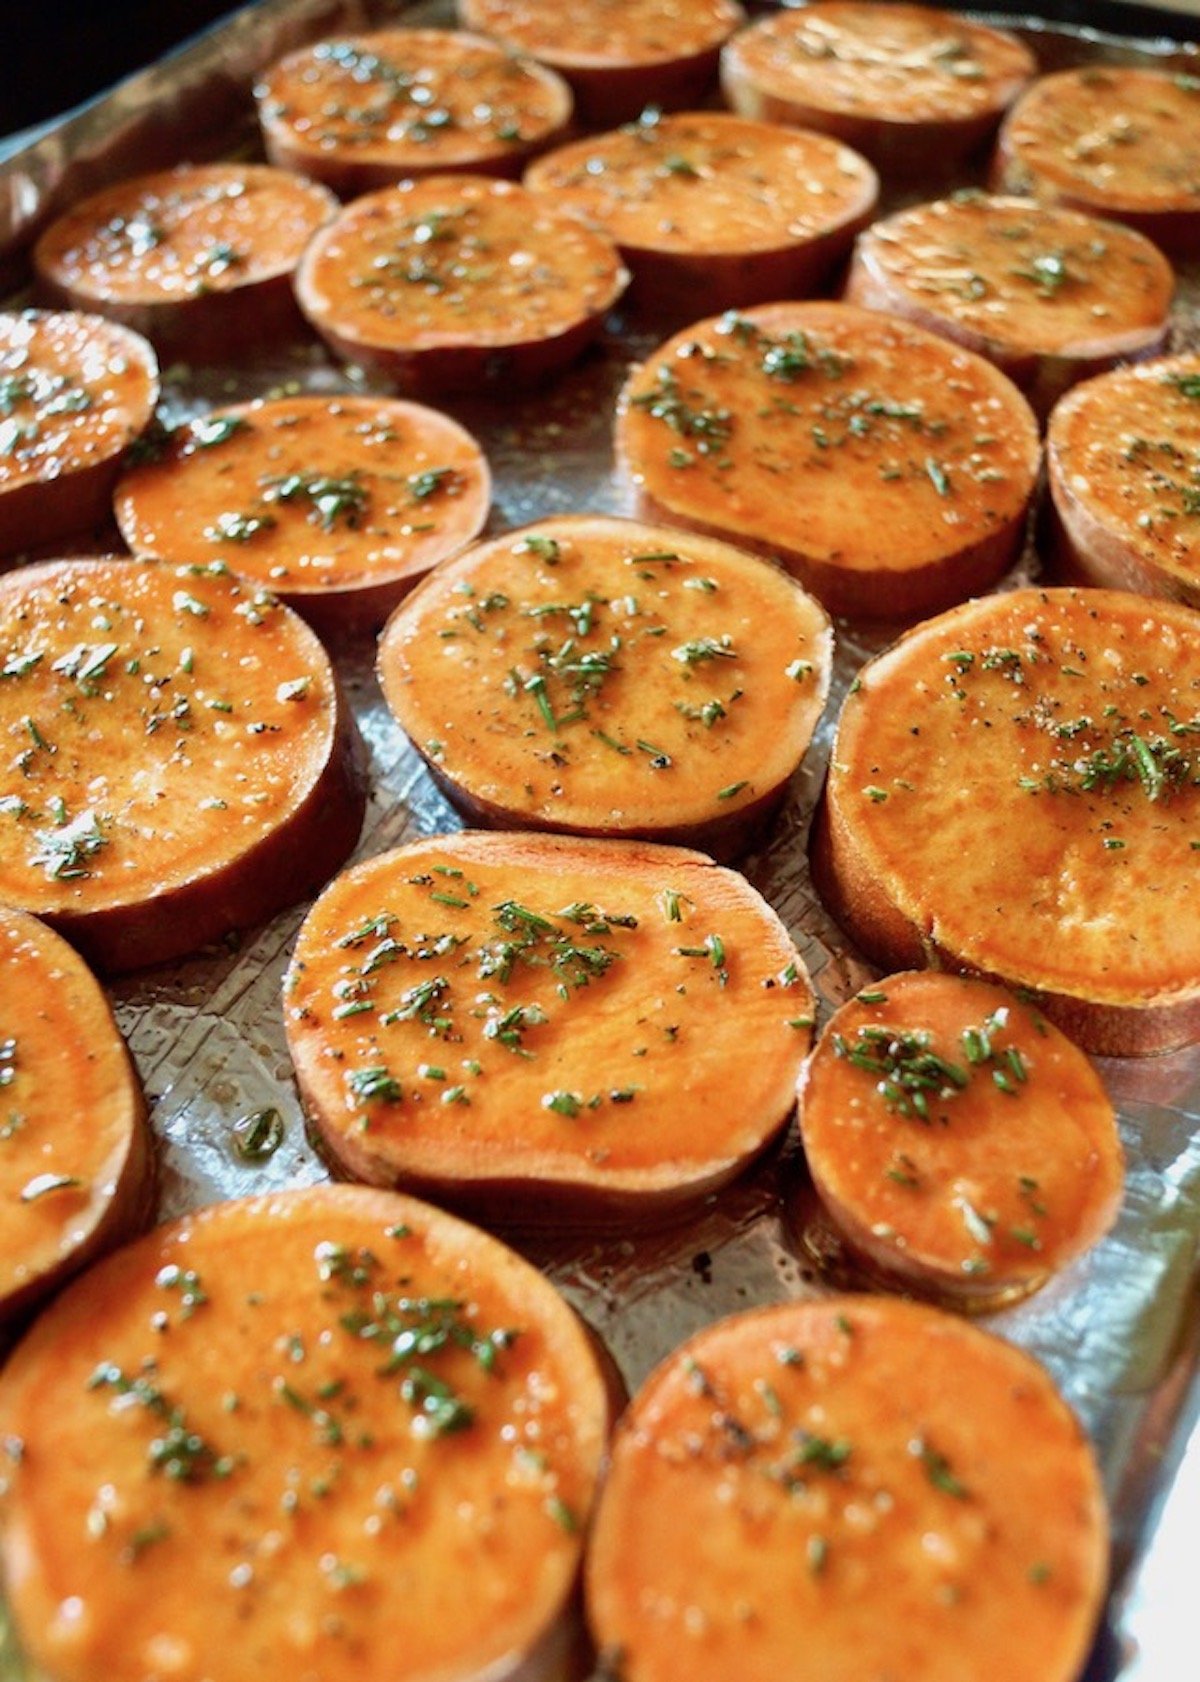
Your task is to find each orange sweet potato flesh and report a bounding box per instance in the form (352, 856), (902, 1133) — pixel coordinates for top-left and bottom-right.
(33, 165), (338, 357)
(114, 395), (491, 634)
(459, 0), (745, 126)
(0, 1184), (614, 1682)
(0, 907), (151, 1323)
(1046, 354), (1200, 607)
(0, 557), (365, 973)
(993, 68), (1200, 256)
(616, 302), (1039, 621)
(255, 29), (573, 197)
(0, 310), (159, 557)
(294, 176), (629, 398)
(525, 112), (877, 320)
(586, 1296), (1108, 1682)
(721, 2), (1034, 172)
(845, 195), (1173, 420)
(376, 514), (832, 860)
(813, 586), (1200, 1056)
(286, 831), (814, 1224)
(798, 971), (1123, 1307)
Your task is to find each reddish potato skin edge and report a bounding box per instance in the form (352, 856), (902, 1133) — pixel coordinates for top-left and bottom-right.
(36, 270), (316, 361)
(809, 783), (1200, 1058)
(45, 675), (368, 975)
(1, 457), (136, 560)
(991, 144), (1200, 259)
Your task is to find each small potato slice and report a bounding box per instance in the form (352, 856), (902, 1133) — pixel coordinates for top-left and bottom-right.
(0, 907), (151, 1323)
(721, 2), (1035, 174)
(616, 301), (1039, 620)
(812, 586), (1200, 1056)
(294, 175), (629, 397)
(0, 310), (158, 557)
(525, 110), (878, 320)
(0, 557), (365, 973)
(114, 395), (491, 633)
(586, 1296), (1108, 1682)
(285, 830), (814, 1225)
(255, 29), (573, 196)
(993, 67), (1200, 256)
(376, 513), (832, 859)
(33, 164), (339, 358)
(459, 0), (745, 127)
(797, 971), (1123, 1307)
(0, 1184), (614, 1682)
(846, 194), (1174, 419)
(1046, 353), (1200, 607)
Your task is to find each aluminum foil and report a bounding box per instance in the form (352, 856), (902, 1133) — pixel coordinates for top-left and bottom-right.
(0, 3), (1198, 1679)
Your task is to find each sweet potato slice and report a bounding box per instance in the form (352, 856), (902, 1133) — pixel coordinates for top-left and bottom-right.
(0, 309), (159, 558)
(797, 971), (1123, 1307)
(616, 301), (1039, 620)
(113, 395), (491, 633)
(286, 830), (813, 1224)
(294, 175), (629, 397)
(0, 556), (365, 973)
(812, 586), (1200, 1056)
(0, 1184), (613, 1682)
(992, 67), (1200, 256)
(721, 2), (1035, 174)
(1046, 353), (1200, 606)
(376, 514), (832, 859)
(845, 193), (1174, 420)
(585, 1296), (1108, 1682)
(524, 111), (877, 320)
(33, 164), (338, 357)
(459, 0), (745, 126)
(255, 29), (573, 196)
(0, 907), (151, 1323)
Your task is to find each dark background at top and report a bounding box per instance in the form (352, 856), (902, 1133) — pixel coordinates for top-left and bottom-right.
(1, 1), (242, 135)
(1, 0), (1197, 139)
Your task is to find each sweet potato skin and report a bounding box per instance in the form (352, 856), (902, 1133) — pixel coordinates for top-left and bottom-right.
(586, 1296), (1108, 1682)
(0, 1184), (614, 1682)
(285, 831), (814, 1226)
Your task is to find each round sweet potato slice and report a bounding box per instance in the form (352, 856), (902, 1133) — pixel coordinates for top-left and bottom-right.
(721, 2), (1035, 174)
(294, 175), (629, 397)
(797, 971), (1123, 1307)
(812, 586), (1200, 1056)
(0, 907), (151, 1323)
(459, 0), (745, 126)
(524, 110), (878, 320)
(616, 301), (1040, 620)
(0, 309), (159, 558)
(586, 1296), (1108, 1682)
(993, 67), (1200, 256)
(113, 395), (491, 633)
(376, 514), (832, 859)
(33, 164), (339, 358)
(845, 193), (1174, 419)
(1046, 352), (1200, 607)
(0, 1184), (614, 1682)
(255, 28), (573, 196)
(0, 556), (365, 973)
(285, 830), (814, 1224)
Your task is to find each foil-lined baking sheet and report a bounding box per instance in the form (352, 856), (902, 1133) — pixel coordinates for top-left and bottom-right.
(1, 2), (1198, 1679)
